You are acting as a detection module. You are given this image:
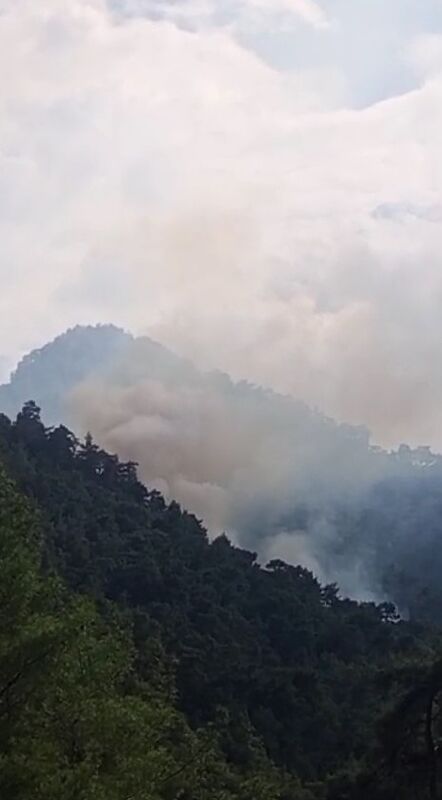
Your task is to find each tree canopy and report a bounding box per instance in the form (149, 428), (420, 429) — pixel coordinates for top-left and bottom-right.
(0, 403), (442, 798)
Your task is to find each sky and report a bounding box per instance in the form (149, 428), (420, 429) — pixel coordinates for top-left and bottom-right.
(1, 0), (442, 447)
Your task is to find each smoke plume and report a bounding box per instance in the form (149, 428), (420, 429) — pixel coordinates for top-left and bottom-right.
(68, 335), (410, 599)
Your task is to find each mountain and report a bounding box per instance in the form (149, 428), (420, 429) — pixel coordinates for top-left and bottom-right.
(0, 324), (202, 426)
(0, 401), (440, 799)
(2, 325), (442, 622)
(0, 324), (133, 424)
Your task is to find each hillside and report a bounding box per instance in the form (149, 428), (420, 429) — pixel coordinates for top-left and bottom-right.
(1, 401), (442, 798)
(0, 450), (313, 800)
(2, 326), (442, 621)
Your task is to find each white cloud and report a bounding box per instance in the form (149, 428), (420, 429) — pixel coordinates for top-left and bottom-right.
(1, 0), (442, 447)
(409, 33), (442, 79)
(240, 0), (328, 29)
(112, 0), (328, 29)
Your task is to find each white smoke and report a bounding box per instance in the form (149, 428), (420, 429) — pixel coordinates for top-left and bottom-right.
(67, 337), (402, 597)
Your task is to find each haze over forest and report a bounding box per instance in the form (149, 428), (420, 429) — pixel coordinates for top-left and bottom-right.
(2, 323), (442, 616)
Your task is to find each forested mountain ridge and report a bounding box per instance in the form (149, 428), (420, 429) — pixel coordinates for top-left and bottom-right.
(0, 325), (133, 424)
(3, 326), (442, 622)
(0, 324), (199, 426)
(1, 401), (442, 797)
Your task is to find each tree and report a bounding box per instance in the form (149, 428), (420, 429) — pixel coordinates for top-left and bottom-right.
(0, 466), (308, 799)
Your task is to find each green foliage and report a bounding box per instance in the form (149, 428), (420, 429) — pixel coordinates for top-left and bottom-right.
(0, 448), (310, 799)
(0, 404), (441, 799)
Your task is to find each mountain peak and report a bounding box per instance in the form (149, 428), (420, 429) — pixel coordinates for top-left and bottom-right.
(0, 324), (133, 424)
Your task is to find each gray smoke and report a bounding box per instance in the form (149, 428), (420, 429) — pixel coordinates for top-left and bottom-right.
(67, 334), (412, 599)
(2, 324), (439, 602)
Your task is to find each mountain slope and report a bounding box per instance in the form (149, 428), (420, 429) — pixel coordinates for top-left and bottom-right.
(0, 452), (315, 800)
(0, 402), (434, 788)
(3, 326), (442, 621)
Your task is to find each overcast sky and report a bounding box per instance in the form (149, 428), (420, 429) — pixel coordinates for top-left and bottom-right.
(1, 0), (442, 446)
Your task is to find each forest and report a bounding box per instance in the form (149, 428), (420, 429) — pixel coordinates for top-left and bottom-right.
(1, 400), (442, 798)
(3, 324), (442, 620)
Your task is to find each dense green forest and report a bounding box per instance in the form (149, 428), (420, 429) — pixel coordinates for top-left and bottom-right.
(1, 401), (442, 797)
